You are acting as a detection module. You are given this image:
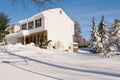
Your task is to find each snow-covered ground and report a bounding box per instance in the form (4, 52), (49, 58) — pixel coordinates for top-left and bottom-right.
(0, 44), (120, 80)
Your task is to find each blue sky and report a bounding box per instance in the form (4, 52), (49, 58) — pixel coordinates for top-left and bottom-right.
(0, 0), (120, 40)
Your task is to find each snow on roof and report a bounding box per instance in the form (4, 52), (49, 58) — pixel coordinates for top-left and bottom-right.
(5, 25), (20, 31)
(5, 30), (29, 39)
(14, 25), (20, 28)
(18, 8), (62, 24)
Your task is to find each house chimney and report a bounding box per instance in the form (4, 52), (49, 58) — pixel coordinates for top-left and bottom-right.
(11, 24), (15, 33)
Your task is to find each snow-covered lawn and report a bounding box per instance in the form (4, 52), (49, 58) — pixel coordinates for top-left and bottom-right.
(0, 44), (120, 80)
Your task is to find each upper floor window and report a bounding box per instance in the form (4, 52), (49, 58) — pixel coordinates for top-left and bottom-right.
(35, 18), (42, 28)
(28, 21), (34, 29)
(22, 23), (27, 30)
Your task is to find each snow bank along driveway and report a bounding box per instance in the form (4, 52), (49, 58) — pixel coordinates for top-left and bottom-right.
(0, 44), (120, 80)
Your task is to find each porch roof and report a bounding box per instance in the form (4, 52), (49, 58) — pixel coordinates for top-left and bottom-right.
(5, 30), (29, 39)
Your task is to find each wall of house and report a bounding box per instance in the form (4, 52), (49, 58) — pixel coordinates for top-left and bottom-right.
(18, 14), (44, 34)
(44, 8), (74, 51)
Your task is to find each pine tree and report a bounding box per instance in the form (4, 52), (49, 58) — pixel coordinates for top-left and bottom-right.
(89, 17), (100, 53)
(97, 16), (109, 53)
(0, 12), (10, 42)
(110, 19), (120, 51)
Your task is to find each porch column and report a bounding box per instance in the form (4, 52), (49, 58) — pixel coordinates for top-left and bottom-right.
(23, 30), (29, 45)
(24, 36), (26, 45)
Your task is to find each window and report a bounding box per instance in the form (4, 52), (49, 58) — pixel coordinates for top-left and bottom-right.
(28, 21), (34, 29)
(35, 18), (42, 28)
(21, 23), (27, 30)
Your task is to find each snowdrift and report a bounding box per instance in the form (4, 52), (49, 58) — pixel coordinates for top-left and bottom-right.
(0, 44), (120, 80)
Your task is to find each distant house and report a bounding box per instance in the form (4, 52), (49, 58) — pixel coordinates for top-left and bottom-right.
(5, 24), (20, 33)
(5, 8), (75, 52)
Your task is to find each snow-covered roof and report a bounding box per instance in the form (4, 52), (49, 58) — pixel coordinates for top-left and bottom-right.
(18, 8), (62, 24)
(5, 30), (29, 39)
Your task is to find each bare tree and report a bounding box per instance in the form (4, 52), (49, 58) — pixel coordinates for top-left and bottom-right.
(12, 0), (63, 8)
(73, 21), (88, 47)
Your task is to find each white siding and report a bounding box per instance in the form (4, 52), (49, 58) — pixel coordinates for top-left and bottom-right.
(44, 8), (74, 50)
(19, 14), (45, 32)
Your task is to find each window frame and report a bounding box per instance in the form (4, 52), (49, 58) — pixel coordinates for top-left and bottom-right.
(28, 21), (34, 29)
(35, 18), (42, 28)
(21, 23), (27, 30)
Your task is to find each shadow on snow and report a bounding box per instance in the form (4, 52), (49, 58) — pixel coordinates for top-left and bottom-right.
(1, 49), (120, 79)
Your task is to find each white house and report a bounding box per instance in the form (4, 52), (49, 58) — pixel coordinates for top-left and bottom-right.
(5, 8), (75, 51)
(5, 24), (20, 33)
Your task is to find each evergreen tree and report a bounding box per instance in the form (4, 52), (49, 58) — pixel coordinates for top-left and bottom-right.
(89, 17), (100, 53)
(0, 12), (10, 42)
(97, 16), (109, 53)
(110, 19), (120, 51)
